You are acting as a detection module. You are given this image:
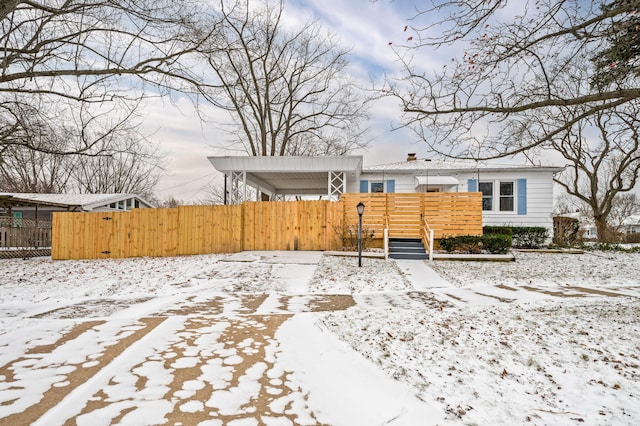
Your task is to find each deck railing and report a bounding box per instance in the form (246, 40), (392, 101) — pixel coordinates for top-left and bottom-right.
(421, 216), (435, 261)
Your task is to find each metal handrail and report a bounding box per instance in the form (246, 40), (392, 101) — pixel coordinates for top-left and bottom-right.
(422, 216), (435, 261)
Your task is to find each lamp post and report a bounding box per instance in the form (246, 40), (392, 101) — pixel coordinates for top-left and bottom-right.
(356, 201), (365, 267)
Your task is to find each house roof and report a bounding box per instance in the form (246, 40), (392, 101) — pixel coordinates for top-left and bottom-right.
(622, 214), (640, 226)
(0, 193), (153, 211)
(364, 159), (564, 173)
(208, 156), (363, 195)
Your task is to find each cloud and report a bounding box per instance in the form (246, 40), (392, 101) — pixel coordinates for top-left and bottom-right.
(140, 0), (450, 202)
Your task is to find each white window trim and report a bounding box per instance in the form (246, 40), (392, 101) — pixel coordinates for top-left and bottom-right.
(479, 181), (494, 212)
(480, 179), (517, 214)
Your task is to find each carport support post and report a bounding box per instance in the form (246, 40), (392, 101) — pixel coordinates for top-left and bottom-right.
(357, 202), (365, 267)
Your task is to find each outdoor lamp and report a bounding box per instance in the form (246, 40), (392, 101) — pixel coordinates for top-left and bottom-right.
(356, 202), (365, 267)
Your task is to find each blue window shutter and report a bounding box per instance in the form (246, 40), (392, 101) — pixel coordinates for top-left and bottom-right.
(467, 179), (478, 192)
(360, 180), (369, 193)
(386, 180), (395, 193)
(517, 179), (527, 215)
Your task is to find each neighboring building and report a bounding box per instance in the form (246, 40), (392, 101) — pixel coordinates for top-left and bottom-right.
(209, 154), (563, 233)
(555, 212), (640, 241)
(0, 193), (154, 222)
(621, 214), (640, 235)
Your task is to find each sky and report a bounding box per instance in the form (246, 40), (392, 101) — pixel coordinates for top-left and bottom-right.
(148, 0), (441, 203)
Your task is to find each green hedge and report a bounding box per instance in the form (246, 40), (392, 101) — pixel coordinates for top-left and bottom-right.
(440, 226), (547, 252)
(511, 226), (548, 248)
(483, 226), (513, 236)
(482, 234), (513, 254)
(439, 234), (512, 254)
(482, 225), (548, 249)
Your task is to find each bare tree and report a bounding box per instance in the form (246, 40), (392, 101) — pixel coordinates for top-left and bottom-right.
(553, 107), (640, 242)
(198, 182), (227, 205)
(70, 132), (164, 201)
(0, 0), (214, 158)
(0, 144), (74, 193)
(158, 196), (183, 208)
(388, 0), (640, 160)
(609, 193), (640, 229)
(0, 106), (76, 192)
(199, 0), (370, 160)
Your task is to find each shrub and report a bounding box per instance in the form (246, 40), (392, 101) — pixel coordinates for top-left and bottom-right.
(334, 223), (375, 251)
(483, 226), (513, 236)
(482, 234), (512, 254)
(439, 235), (483, 254)
(510, 226), (548, 248)
(553, 216), (581, 247)
(439, 234), (512, 254)
(624, 233), (640, 244)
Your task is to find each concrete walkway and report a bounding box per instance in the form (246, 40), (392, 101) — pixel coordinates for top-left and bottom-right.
(394, 259), (453, 289)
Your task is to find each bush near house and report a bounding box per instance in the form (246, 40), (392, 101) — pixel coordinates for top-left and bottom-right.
(483, 226), (513, 236)
(625, 233), (640, 244)
(439, 234), (512, 254)
(334, 224), (376, 251)
(483, 225), (548, 249)
(511, 226), (548, 248)
(553, 216), (581, 247)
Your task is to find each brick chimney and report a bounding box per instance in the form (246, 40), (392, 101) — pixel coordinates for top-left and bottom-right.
(407, 153), (417, 161)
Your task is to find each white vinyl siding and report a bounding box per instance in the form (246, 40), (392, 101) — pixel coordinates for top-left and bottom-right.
(351, 169), (555, 234)
(464, 171), (554, 234)
(350, 175), (412, 193)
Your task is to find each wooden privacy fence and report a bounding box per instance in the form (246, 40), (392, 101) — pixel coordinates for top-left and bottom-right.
(51, 193), (481, 260)
(341, 192), (482, 239)
(52, 201), (343, 260)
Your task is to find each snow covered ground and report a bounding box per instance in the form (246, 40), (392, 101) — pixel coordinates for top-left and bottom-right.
(0, 250), (639, 425)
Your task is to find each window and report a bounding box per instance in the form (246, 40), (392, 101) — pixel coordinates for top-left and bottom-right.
(499, 182), (514, 212)
(371, 182), (384, 193)
(12, 212), (23, 228)
(479, 180), (517, 212)
(479, 182), (493, 211)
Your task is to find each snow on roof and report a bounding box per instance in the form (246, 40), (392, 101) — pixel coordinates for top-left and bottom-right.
(0, 193), (149, 209)
(622, 214), (640, 226)
(208, 156), (363, 173)
(364, 158), (563, 173)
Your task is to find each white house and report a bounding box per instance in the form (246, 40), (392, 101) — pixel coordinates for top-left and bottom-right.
(353, 154), (563, 232)
(208, 154), (563, 233)
(621, 214), (640, 235)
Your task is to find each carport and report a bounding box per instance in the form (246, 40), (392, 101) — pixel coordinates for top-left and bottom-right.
(208, 156), (363, 204)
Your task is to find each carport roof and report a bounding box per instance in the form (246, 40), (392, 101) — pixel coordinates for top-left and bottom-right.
(208, 156), (363, 195)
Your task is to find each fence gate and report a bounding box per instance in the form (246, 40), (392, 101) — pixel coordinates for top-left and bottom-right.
(387, 194), (423, 238)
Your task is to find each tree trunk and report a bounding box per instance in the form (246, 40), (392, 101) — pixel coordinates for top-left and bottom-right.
(595, 217), (617, 243)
